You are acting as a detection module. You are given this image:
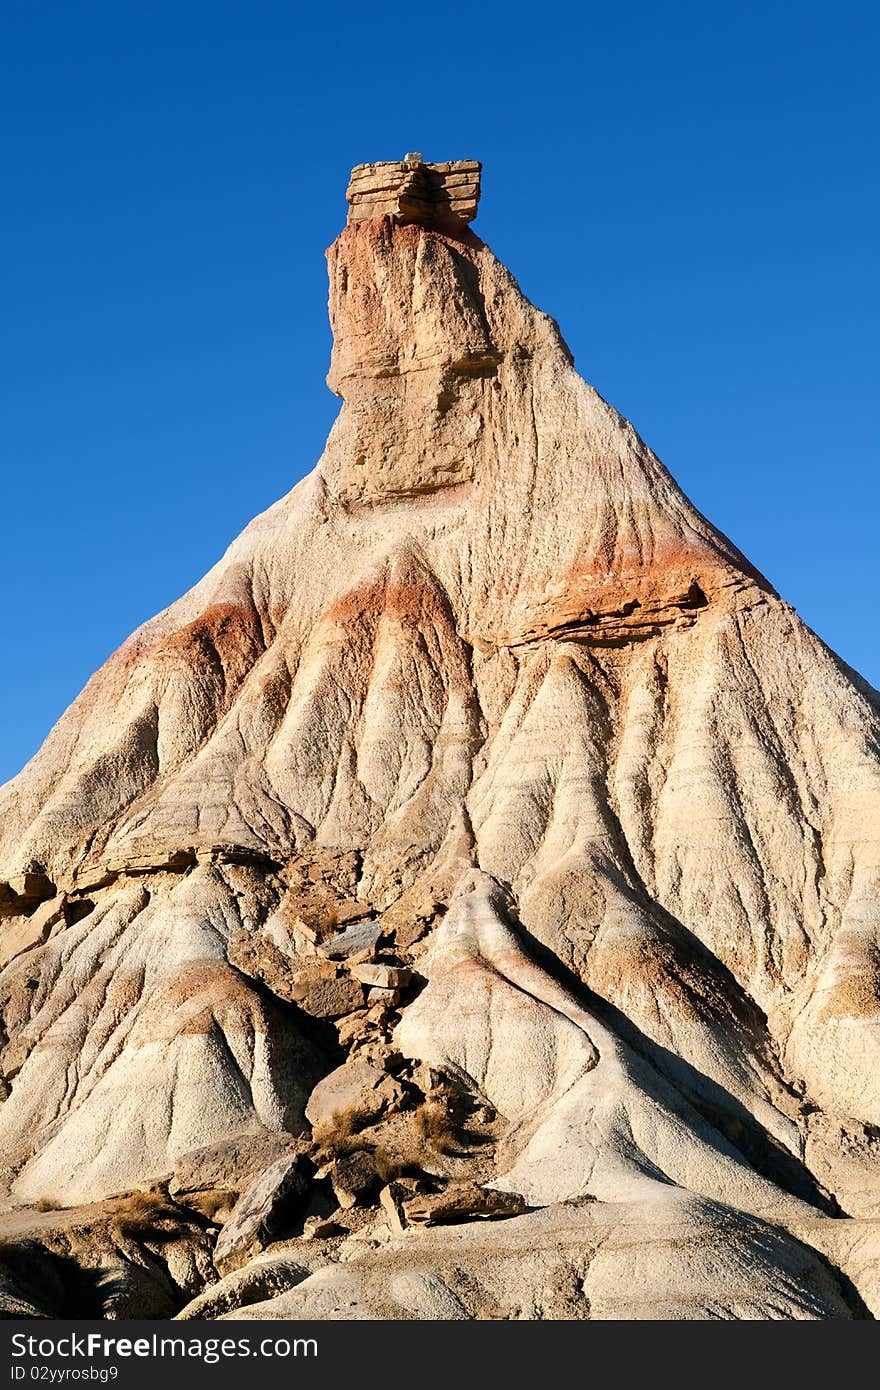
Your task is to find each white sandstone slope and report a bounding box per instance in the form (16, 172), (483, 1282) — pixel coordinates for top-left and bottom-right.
(1, 156), (879, 1319)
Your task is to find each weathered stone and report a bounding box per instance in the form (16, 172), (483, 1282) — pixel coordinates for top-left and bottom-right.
(293, 957), (337, 982)
(350, 962), (412, 989)
(402, 1183), (526, 1227)
(292, 899), (369, 936)
(354, 1040), (403, 1071)
(107, 849), (196, 876)
(293, 850), (360, 896)
(346, 158), (481, 227)
(226, 923), (287, 980)
(272, 857), (371, 945)
(300, 1215), (343, 1241)
(0, 895), (65, 969)
(366, 986), (401, 1008)
(330, 1150), (380, 1209)
(379, 1182), (408, 1236)
(261, 915), (315, 959)
(379, 888), (442, 951)
(192, 843), (279, 870)
(290, 965), (364, 1019)
(364, 1003), (395, 1027)
(335, 1010), (376, 1048)
(319, 919), (381, 961)
(333, 900), (373, 926)
(175, 1250), (317, 1319)
(213, 1155), (309, 1275)
(7, 872), (55, 903)
(346, 946), (377, 966)
(3, 155), (880, 1321)
(394, 916), (433, 951)
(170, 1132), (307, 1204)
(288, 915), (320, 943)
(305, 1060), (404, 1134)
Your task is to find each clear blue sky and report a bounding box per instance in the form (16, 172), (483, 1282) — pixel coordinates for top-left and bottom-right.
(1, 1), (877, 784)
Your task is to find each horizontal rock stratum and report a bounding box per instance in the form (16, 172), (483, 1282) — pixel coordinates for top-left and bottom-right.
(1, 157), (879, 1320)
(346, 155), (481, 227)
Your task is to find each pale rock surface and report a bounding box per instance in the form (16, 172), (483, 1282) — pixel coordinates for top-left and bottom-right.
(225, 1200), (858, 1321)
(0, 155), (879, 1318)
(0, 870), (321, 1205)
(305, 1059), (404, 1134)
(175, 1247), (326, 1320)
(169, 1130), (308, 1212)
(0, 1194), (214, 1319)
(213, 1153), (309, 1274)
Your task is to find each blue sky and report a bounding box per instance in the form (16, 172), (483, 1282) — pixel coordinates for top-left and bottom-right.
(1, 0), (877, 783)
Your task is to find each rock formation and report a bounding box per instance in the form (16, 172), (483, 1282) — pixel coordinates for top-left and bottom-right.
(346, 156), (481, 227)
(1, 156), (879, 1320)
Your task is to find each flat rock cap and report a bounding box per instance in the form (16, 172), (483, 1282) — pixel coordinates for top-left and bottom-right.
(346, 157), (481, 228)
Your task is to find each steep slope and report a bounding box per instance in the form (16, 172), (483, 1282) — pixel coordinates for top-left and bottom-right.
(1, 156), (879, 1319)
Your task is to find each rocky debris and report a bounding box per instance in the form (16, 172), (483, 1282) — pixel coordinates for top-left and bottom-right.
(276, 851), (370, 945)
(296, 850), (361, 896)
(402, 1183), (526, 1227)
(175, 1249), (321, 1320)
(354, 1040), (404, 1073)
(227, 931), (366, 1018)
(367, 986), (401, 1007)
(318, 919), (381, 961)
(297, 1060), (503, 1234)
(306, 1059), (405, 1137)
(346, 157), (480, 228)
(213, 1154), (311, 1276)
(290, 961), (365, 1019)
(0, 871), (55, 919)
(0, 894), (65, 968)
(301, 1214), (344, 1241)
(334, 1003), (399, 1057)
(329, 1150), (382, 1210)
(364, 987), (401, 1015)
(261, 912), (317, 959)
(292, 899), (368, 934)
(225, 921), (305, 1001)
(335, 1009), (379, 1049)
(169, 1131), (308, 1218)
(351, 962), (413, 989)
(0, 1193), (215, 1319)
(379, 1181), (410, 1236)
(379, 888), (445, 952)
(390, 913), (435, 953)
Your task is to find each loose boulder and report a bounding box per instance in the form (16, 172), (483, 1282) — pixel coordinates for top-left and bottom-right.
(403, 1183), (526, 1227)
(213, 1155), (310, 1275)
(305, 1060), (405, 1137)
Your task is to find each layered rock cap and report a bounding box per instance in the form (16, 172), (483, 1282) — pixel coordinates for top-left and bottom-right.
(346, 154), (481, 228)
(0, 155), (879, 1321)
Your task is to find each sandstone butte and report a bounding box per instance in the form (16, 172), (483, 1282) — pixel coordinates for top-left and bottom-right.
(0, 155), (879, 1322)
